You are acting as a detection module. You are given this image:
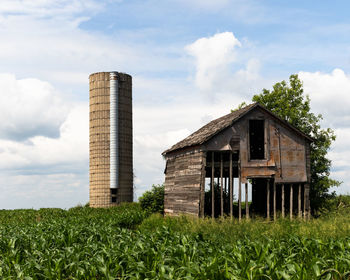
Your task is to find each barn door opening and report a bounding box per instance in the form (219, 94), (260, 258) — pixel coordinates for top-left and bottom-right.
(251, 177), (274, 218)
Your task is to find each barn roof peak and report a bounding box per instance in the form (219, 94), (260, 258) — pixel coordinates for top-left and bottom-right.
(163, 102), (312, 155)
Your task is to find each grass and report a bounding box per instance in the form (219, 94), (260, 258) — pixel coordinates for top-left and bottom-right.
(140, 211), (350, 242)
(1, 198), (350, 279)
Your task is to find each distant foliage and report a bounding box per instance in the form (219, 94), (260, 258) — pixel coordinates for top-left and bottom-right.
(139, 184), (164, 214)
(319, 195), (350, 215)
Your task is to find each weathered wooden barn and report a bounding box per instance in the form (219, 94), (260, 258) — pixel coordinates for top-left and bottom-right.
(162, 103), (312, 219)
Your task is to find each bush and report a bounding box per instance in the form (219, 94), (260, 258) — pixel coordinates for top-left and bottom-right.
(139, 184), (164, 214)
(318, 194), (350, 215)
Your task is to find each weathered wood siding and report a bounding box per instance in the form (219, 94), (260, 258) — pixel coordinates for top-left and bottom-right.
(202, 107), (310, 184)
(237, 108), (309, 184)
(164, 105), (311, 217)
(164, 149), (204, 216)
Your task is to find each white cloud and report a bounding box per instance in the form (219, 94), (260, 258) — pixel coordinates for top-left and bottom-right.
(0, 103), (88, 170)
(0, 173), (88, 209)
(175, 0), (230, 10)
(298, 69), (350, 195)
(172, 0), (266, 24)
(185, 32), (267, 104)
(0, 0), (102, 17)
(186, 32), (242, 91)
(0, 99), (89, 209)
(300, 69), (350, 127)
(0, 8), (181, 94)
(0, 73), (68, 141)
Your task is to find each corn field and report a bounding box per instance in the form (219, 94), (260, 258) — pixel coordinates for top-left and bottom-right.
(1, 203), (350, 279)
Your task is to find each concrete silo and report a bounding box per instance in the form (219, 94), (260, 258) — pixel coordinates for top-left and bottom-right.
(89, 72), (133, 207)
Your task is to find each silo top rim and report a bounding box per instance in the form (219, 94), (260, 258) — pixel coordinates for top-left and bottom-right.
(89, 71), (131, 78)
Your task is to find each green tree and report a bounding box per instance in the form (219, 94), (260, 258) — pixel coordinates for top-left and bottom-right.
(139, 184), (164, 214)
(249, 74), (340, 212)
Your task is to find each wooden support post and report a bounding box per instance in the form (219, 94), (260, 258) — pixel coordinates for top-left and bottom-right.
(281, 184), (285, 218)
(225, 177), (227, 194)
(303, 184), (306, 220)
(273, 181), (276, 221)
(220, 153), (223, 217)
(298, 183), (302, 218)
(229, 152), (233, 219)
(290, 184), (293, 220)
(245, 183), (249, 219)
(304, 183), (310, 220)
(238, 179), (242, 221)
(199, 153), (206, 218)
(211, 151), (214, 218)
(266, 179), (270, 219)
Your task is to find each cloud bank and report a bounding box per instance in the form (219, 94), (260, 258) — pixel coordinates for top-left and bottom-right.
(0, 0), (348, 209)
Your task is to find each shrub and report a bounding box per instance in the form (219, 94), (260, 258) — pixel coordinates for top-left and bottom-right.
(139, 184), (164, 214)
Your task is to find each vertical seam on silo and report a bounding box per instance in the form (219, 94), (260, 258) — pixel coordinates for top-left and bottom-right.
(110, 72), (119, 190)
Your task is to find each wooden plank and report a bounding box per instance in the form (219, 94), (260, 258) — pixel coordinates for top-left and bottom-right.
(224, 177), (227, 193)
(266, 179), (270, 220)
(200, 153), (206, 218)
(211, 151), (214, 218)
(290, 184), (293, 220)
(298, 183), (301, 218)
(229, 152), (233, 218)
(303, 183), (306, 220)
(238, 176), (242, 221)
(220, 153), (224, 217)
(282, 184), (285, 218)
(304, 183), (310, 220)
(273, 181), (276, 221)
(245, 183), (249, 219)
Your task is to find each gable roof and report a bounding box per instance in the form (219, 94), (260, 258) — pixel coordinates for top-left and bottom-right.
(163, 102), (313, 155)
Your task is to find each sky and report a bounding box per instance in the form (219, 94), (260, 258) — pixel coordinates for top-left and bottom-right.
(0, 0), (349, 209)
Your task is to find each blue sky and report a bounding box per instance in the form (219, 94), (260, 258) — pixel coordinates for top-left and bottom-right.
(0, 0), (349, 209)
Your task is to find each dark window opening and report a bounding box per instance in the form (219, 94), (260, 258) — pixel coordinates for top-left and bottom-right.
(249, 119), (265, 159)
(111, 188), (118, 203)
(111, 188), (117, 195)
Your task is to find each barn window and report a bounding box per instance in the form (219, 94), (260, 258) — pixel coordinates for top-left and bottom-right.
(249, 119), (265, 160)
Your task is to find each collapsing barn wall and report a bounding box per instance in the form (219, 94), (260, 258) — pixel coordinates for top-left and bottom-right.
(164, 149), (205, 216)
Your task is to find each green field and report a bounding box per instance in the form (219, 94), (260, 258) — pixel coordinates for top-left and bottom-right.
(1, 201), (350, 279)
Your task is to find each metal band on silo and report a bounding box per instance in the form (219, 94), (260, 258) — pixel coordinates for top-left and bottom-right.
(110, 72), (119, 190)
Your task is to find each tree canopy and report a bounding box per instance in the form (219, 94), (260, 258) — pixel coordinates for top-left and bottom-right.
(241, 74), (340, 212)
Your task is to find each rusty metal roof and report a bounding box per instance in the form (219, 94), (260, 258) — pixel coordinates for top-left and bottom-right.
(163, 102), (312, 155)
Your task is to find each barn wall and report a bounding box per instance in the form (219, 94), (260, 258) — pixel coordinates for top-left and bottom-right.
(201, 107), (309, 184)
(226, 108), (308, 183)
(269, 118), (308, 183)
(164, 149), (205, 216)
